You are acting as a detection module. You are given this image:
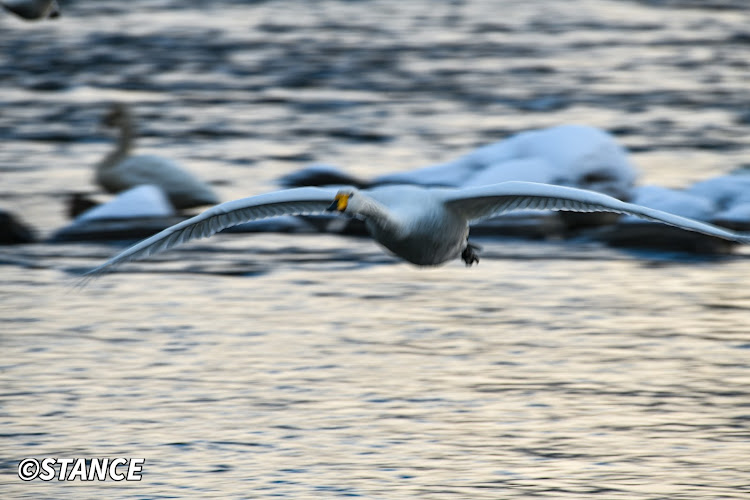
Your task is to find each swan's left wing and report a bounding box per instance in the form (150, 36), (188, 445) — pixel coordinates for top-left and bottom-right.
(444, 181), (750, 244)
(84, 187), (338, 277)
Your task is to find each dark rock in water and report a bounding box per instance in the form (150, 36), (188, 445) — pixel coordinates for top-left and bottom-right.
(594, 222), (736, 254)
(1, 0), (59, 20)
(0, 209), (36, 244)
(559, 212), (622, 232)
(277, 164), (367, 188)
(223, 215), (369, 236)
(49, 216), (187, 243)
(469, 214), (565, 239)
(67, 193), (100, 219)
(711, 218), (750, 232)
(28, 79), (68, 91)
(222, 216), (317, 234)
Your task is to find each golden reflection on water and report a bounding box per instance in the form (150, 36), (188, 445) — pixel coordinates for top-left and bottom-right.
(2, 242), (750, 498)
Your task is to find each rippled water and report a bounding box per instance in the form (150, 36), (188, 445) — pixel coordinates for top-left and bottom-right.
(2, 1), (750, 498)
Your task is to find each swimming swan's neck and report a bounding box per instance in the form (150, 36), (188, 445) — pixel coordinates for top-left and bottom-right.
(97, 114), (135, 171)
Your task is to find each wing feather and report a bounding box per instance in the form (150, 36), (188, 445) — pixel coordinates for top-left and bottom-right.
(445, 181), (750, 244)
(84, 187), (338, 277)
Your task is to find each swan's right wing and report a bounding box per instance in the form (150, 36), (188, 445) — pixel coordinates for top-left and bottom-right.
(84, 187), (338, 277)
(444, 181), (750, 244)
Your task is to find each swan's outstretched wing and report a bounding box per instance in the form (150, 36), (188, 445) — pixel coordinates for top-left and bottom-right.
(444, 181), (750, 244)
(85, 187), (338, 277)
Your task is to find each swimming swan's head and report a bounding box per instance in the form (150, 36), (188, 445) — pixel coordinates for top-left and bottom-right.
(327, 189), (356, 213)
(101, 102), (130, 129)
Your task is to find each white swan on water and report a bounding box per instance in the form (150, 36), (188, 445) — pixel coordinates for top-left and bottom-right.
(85, 181), (750, 276)
(96, 103), (220, 210)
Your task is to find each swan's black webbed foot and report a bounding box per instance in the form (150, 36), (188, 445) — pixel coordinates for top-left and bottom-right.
(461, 242), (480, 267)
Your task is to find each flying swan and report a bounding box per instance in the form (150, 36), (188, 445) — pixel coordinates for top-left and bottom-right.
(85, 181), (750, 276)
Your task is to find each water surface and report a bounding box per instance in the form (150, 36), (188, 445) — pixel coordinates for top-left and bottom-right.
(2, 0), (750, 498)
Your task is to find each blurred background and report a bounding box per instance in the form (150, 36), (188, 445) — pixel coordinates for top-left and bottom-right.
(2, 1), (750, 498)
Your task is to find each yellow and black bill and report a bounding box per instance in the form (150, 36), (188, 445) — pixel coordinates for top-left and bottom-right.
(327, 193), (350, 212)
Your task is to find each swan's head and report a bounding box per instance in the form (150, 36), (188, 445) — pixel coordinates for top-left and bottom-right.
(101, 103), (131, 129)
(327, 189), (358, 214)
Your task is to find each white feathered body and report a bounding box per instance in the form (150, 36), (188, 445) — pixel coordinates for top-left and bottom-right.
(96, 154), (219, 210)
(364, 186), (468, 265)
